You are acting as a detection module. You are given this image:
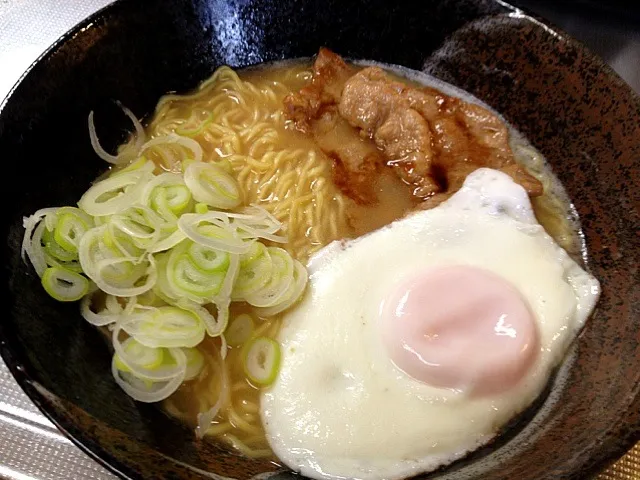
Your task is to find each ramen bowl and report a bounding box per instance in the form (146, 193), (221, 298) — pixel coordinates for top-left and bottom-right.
(0, 0), (638, 479)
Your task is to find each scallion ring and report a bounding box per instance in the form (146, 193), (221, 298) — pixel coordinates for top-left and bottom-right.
(78, 171), (152, 217)
(244, 247), (294, 308)
(225, 314), (254, 347)
(183, 162), (241, 210)
(41, 266), (89, 302)
(139, 133), (203, 164)
(183, 347), (205, 381)
(254, 260), (308, 316)
(178, 213), (251, 254)
(243, 336), (281, 386)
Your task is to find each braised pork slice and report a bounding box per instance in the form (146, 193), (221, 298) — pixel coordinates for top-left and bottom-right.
(283, 49), (543, 206)
(339, 66), (543, 198)
(284, 47), (355, 134)
(313, 109), (384, 205)
(338, 67), (440, 196)
(284, 49), (383, 204)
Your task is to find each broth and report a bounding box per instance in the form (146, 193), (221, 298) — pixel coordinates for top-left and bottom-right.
(114, 59), (582, 459)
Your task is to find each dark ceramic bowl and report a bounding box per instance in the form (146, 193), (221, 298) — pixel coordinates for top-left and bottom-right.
(1, 0), (639, 479)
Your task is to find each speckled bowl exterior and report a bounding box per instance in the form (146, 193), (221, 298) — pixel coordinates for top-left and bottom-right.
(0, 0), (638, 479)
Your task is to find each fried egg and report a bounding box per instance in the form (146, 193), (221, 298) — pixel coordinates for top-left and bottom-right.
(261, 168), (600, 480)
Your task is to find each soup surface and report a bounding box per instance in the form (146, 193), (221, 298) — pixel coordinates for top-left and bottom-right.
(20, 49), (596, 477)
(115, 57), (582, 457)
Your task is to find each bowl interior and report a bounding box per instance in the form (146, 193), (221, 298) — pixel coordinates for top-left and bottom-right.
(1, 0), (639, 479)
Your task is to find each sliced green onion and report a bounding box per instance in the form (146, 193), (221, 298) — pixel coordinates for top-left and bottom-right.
(124, 306), (205, 348)
(182, 209), (231, 227)
(225, 314), (254, 347)
(44, 206), (92, 230)
(232, 207), (287, 243)
(116, 101), (147, 154)
(148, 229), (186, 253)
(178, 213), (251, 254)
(78, 171), (151, 216)
(239, 240), (264, 266)
(171, 255), (224, 298)
(103, 226), (145, 259)
(187, 243), (230, 273)
(22, 208), (59, 276)
(78, 226), (157, 297)
(163, 184), (192, 214)
(41, 267), (89, 302)
(216, 158), (234, 174)
(80, 294), (114, 326)
(139, 133), (203, 164)
(220, 333), (228, 360)
(113, 330), (186, 382)
(100, 259), (148, 288)
(255, 260), (308, 316)
(195, 203), (209, 214)
(233, 243), (272, 299)
(88, 111), (123, 165)
(93, 215), (111, 227)
(111, 157), (155, 177)
(117, 337), (165, 371)
(153, 252), (179, 303)
(228, 206), (282, 230)
(52, 208), (93, 253)
(80, 291), (133, 326)
(196, 206), (287, 244)
(112, 363), (184, 403)
(214, 251), (239, 301)
(166, 242), (225, 300)
(244, 247), (294, 308)
(44, 257), (83, 275)
(98, 240), (145, 281)
(40, 225), (83, 274)
(243, 336), (281, 386)
(42, 228), (78, 262)
(141, 172), (192, 221)
(136, 289), (165, 308)
(181, 157), (196, 173)
(177, 299), (230, 338)
(110, 205), (166, 251)
(111, 344), (186, 403)
(183, 162), (241, 210)
(108, 295), (131, 313)
(184, 347), (205, 381)
(195, 344), (229, 437)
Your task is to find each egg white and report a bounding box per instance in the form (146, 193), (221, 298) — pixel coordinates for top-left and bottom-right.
(261, 168), (600, 480)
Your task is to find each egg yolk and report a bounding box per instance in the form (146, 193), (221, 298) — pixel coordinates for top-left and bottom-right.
(379, 265), (539, 396)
